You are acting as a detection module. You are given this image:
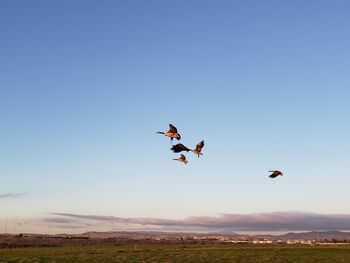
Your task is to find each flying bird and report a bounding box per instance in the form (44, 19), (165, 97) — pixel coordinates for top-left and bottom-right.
(157, 124), (181, 142)
(192, 140), (204, 157)
(171, 143), (191, 153)
(173, 154), (188, 164)
(269, 170), (283, 178)
(171, 140), (205, 157)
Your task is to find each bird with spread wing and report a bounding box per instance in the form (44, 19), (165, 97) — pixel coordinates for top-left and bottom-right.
(157, 124), (181, 142)
(171, 140), (205, 157)
(173, 154), (188, 164)
(192, 140), (204, 157)
(269, 170), (283, 178)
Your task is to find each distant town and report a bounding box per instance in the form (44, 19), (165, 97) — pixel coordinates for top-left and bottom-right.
(1, 231), (350, 248)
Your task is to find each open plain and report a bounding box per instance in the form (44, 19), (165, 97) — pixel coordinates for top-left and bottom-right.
(1, 243), (350, 263)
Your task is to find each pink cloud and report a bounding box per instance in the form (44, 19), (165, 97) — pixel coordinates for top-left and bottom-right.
(49, 211), (350, 231)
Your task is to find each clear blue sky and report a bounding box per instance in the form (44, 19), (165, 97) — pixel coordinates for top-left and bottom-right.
(1, 0), (350, 234)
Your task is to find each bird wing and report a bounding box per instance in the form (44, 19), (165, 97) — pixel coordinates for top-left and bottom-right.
(168, 124), (178, 133)
(171, 144), (190, 153)
(195, 140), (204, 151)
(180, 154), (186, 160)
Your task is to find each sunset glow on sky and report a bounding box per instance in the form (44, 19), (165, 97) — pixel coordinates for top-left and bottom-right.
(1, 0), (350, 234)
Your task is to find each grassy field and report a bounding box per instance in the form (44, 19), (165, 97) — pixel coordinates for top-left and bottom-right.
(1, 244), (350, 263)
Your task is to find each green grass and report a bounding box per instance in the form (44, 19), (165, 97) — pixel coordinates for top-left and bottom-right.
(1, 244), (350, 263)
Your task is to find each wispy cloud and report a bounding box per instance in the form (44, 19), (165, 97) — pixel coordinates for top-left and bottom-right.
(50, 212), (350, 232)
(44, 218), (77, 224)
(0, 193), (26, 199)
(50, 224), (85, 229)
